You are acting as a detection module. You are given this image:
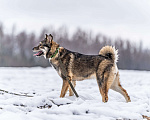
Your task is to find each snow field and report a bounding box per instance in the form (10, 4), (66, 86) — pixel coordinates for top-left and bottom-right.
(0, 67), (150, 120)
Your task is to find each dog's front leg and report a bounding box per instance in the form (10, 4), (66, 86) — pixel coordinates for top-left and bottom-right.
(60, 79), (69, 98)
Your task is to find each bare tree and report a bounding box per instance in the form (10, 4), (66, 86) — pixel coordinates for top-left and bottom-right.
(0, 23), (150, 70)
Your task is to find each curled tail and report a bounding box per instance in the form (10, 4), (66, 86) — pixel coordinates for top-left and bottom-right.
(99, 46), (118, 63)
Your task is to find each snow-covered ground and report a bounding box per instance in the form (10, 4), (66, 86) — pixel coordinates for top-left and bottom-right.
(0, 67), (150, 120)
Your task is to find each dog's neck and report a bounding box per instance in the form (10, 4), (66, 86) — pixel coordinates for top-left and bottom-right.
(50, 47), (60, 58)
(49, 47), (62, 61)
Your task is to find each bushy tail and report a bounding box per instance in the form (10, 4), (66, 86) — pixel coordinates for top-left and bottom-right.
(99, 46), (118, 63)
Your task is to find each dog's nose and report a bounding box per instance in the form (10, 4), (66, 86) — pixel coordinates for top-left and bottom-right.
(32, 48), (34, 50)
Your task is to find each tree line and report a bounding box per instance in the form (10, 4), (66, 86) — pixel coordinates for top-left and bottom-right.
(0, 23), (150, 70)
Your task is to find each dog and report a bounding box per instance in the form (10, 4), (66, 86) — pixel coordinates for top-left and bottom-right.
(32, 34), (131, 103)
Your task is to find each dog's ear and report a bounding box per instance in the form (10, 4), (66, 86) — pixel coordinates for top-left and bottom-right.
(46, 34), (53, 43)
(49, 34), (53, 41)
(45, 34), (48, 39)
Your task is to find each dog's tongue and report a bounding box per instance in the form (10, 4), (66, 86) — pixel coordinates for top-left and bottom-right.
(33, 51), (42, 56)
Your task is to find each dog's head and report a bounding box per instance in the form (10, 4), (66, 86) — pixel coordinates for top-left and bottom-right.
(32, 34), (59, 59)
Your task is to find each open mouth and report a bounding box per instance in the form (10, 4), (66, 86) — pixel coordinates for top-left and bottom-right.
(33, 51), (44, 56)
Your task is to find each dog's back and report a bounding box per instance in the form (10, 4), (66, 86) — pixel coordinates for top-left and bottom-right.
(52, 47), (115, 81)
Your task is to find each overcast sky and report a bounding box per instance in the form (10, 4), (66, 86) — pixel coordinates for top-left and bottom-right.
(0, 0), (150, 48)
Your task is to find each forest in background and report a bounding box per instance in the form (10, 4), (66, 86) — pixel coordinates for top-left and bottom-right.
(0, 23), (150, 70)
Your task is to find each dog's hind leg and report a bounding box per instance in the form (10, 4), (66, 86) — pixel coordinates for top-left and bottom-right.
(110, 72), (131, 102)
(69, 80), (76, 96)
(96, 61), (114, 103)
(60, 79), (69, 98)
(96, 70), (115, 103)
(96, 73), (108, 102)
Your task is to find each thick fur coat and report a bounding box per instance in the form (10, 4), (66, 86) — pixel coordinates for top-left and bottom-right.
(32, 34), (131, 102)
